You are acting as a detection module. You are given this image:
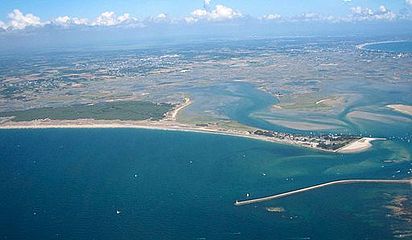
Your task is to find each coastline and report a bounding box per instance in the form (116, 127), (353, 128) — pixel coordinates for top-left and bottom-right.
(0, 119), (376, 154)
(356, 40), (407, 51)
(0, 97), (380, 154)
(0, 118), (297, 144)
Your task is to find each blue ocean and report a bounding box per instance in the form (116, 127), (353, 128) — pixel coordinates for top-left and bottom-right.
(1, 128), (411, 240)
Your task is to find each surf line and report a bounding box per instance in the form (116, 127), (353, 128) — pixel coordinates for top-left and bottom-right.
(234, 179), (412, 206)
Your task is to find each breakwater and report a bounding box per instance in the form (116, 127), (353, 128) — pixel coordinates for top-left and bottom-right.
(234, 179), (411, 206)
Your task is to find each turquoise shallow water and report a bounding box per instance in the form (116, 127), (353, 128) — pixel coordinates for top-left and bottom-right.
(0, 129), (411, 240)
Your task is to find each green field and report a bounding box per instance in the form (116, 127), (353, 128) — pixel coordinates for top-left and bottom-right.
(0, 101), (173, 121)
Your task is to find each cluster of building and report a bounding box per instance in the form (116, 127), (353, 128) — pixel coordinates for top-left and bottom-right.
(253, 130), (359, 151)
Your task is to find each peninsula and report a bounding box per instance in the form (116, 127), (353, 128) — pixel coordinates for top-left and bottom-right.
(0, 98), (378, 153)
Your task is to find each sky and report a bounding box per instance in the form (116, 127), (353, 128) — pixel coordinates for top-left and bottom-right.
(1, 0), (412, 51)
(1, 0), (412, 30)
(0, 0), (410, 19)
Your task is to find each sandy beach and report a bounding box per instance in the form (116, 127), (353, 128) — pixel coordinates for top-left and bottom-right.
(336, 137), (385, 153)
(0, 119), (292, 150)
(0, 118), (378, 154)
(0, 118), (276, 142)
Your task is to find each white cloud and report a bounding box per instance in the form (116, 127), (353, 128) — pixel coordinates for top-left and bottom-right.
(53, 16), (90, 26)
(288, 12), (338, 22)
(117, 13), (133, 23)
(186, 4), (242, 23)
(351, 6), (372, 15)
(0, 20), (6, 30)
(350, 5), (396, 21)
(150, 13), (171, 23)
(0, 3), (409, 32)
(213, 5), (242, 20)
(93, 11), (116, 26)
(156, 13), (167, 20)
(51, 12), (138, 28)
(54, 16), (71, 25)
(5, 9), (44, 30)
(261, 14), (281, 21)
(91, 12), (136, 26)
(286, 6), (397, 23)
(72, 17), (89, 25)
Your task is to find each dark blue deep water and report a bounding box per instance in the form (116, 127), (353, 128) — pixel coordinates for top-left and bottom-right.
(1, 129), (411, 240)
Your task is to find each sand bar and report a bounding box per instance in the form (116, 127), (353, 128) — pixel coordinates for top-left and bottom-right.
(166, 97), (192, 121)
(387, 104), (412, 116)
